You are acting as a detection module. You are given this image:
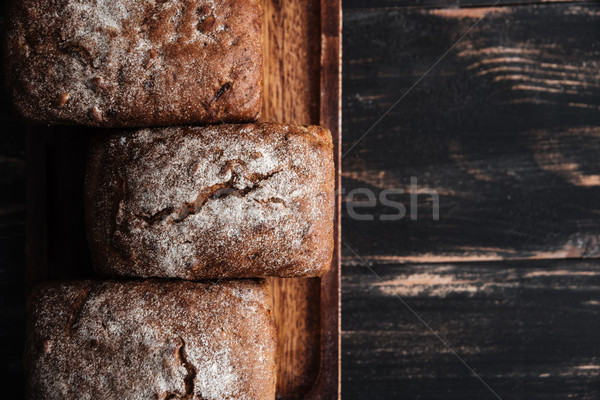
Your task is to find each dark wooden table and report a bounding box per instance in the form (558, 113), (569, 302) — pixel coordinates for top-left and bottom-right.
(2, 0), (600, 398)
(342, 0), (600, 399)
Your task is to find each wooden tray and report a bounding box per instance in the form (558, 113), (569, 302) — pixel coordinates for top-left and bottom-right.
(25, 0), (341, 398)
(262, 1), (341, 398)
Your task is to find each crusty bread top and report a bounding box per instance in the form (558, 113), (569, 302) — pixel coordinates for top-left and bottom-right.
(86, 123), (335, 279)
(25, 279), (276, 400)
(5, 0), (262, 126)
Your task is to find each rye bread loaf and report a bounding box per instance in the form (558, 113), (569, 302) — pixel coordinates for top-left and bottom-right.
(85, 123), (334, 279)
(25, 279), (276, 400)
(4, 0), (262, 127)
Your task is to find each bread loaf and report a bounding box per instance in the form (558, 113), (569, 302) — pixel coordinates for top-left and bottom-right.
(25, 279), (276, 400)
(4, 0), (262, 126)
(85, 123), (335, 279)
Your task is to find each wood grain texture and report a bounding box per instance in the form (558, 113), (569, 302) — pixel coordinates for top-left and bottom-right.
(342, 260), (600, 399)
(263, 0), (341, 398)
(262, 0), (321, 125)
(343, 0), (590, 10)
(342, 3), (600, 264)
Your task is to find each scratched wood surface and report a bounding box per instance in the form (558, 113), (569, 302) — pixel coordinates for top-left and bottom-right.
(342, 2), (600, 264)
(341, 0), (600, 399)
(344, 0), (590, 9)
(342, 260), (600, 399)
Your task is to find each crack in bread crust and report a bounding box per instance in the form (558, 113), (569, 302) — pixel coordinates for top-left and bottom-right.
(136, 169), (283, 225)
(86, 123), (334, 279)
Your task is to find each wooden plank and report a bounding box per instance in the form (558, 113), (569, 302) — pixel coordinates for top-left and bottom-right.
(343, 0), (591, 10)
(342, 260), (600, 399)
(342, 3), (600, 264)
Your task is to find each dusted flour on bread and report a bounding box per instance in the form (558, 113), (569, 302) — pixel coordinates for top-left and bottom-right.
(85, 123), (335, 279)
(25, 280), (276, 400)
(4, 0), (262, 126)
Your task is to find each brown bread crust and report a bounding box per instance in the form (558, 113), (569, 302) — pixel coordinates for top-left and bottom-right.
(25, 279), (276, 400)
(4, 0), (262, 127)
(85, 123), (334, 279)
